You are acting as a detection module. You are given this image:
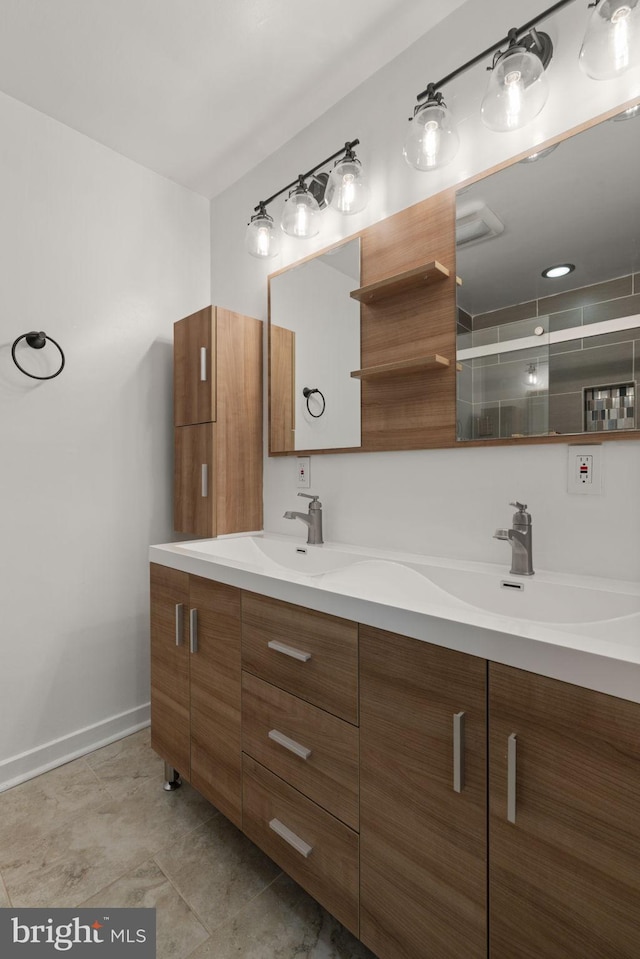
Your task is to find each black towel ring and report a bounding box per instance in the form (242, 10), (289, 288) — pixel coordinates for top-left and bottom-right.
(303, 386), (326, 418)
(11, 331), (65, 380)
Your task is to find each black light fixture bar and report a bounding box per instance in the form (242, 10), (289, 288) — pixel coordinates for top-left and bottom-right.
(254, 139), (360, 213)
(416, 0), (578, 101)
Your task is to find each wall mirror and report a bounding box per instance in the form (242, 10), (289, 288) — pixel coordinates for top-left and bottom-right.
(269, 237), (361, 453)
(456, 104), (640, 443)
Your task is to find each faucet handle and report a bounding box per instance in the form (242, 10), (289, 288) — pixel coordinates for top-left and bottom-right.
(509, 500), (527, 511)
(298, 492), (322, 507)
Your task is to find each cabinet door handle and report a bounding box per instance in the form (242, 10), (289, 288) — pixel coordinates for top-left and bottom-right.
(267, 640), (311, 663)
(453, 711), (465, 793)
(268, 728), (312, 761)
(507, 733), (517, 824)
(190, 608), (198, 654)
(200, 346), (207, 382)
(269, 818), (313, 858)
(175, 603), (184, 646)
(201, 464), (208, 498)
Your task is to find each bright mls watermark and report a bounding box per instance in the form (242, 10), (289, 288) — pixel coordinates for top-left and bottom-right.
(0, 908), (155, 957)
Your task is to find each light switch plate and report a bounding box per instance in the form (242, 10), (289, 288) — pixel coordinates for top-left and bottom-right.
(296, 457), (310, 488)
(567, 444), (603, 495)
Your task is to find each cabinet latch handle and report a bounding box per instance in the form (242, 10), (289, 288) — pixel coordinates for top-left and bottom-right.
(200, 346), (207, 382)
(175, 603), (184, 647)
(269, 818), (313, 858)
(507, 733), (517, 824)
(190, 608), (198, 654)
(267, 640), (311, 663)
(453, 711), (465, 793)
(268, 729), (312, 761)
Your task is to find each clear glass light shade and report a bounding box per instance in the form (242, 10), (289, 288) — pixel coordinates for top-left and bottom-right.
(325, 156), (368, 214)
(245, 211), (280, 258)
(281, 186), (321, 238)
(403, 100), (459, 170)
(579, 0), (640, 80)
(481, 47), (549, 131)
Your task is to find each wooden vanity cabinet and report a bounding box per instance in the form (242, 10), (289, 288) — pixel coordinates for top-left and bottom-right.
(359, 625), (487, 959)
(173, 305), (263, 538)
(489, 663), (640, 959)
(150, 562), (242, 827)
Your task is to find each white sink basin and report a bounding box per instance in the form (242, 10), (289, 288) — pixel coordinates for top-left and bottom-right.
(173, 536), (369, 576)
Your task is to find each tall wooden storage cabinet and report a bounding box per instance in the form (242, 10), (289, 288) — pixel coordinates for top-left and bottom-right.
(174, 305), (263, 537)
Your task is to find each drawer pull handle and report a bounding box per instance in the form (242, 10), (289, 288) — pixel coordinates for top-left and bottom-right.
(190, 608), (198, 654)
(200, 346), (207, 382)
(269, 818), (313, 858)
(175, 603), (184, 646)
(268, 729), (312, 761)
(453, 711), (465, 793)
(201, 464), (208, 498)
(267, 640), (311, 663)
(507, 733), (517, 824)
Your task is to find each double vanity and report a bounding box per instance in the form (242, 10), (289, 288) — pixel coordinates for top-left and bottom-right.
(149, 531), (640, 959)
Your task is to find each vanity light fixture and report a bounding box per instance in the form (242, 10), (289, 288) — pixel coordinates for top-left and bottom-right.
(542, 262), (575, 277)
(404, 0), (638, 170)
(526, 363), (539, 385)
(245, 139), (367, 257)
(579, 0), (640, 80)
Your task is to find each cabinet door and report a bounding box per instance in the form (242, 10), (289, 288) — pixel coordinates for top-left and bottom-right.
(174, 306), (216, 427)
(489, 663), (640, 959)
(174, 423), (216, 537)
(360, 626), (487, 959)
(189, 576), (242, 828)
(150, 563), (191, 778)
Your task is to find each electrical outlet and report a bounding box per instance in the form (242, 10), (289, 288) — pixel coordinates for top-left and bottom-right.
(567, 444), (603, 495)
(296, 457), (310, 488)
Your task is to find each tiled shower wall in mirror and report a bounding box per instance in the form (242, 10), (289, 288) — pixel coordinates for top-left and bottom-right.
(457, 272), (639, 440)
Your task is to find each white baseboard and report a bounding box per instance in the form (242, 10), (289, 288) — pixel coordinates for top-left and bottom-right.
(0, 703), (151, 793)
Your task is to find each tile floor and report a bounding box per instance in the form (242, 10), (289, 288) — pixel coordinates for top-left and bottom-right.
(0, 729), (377, 958)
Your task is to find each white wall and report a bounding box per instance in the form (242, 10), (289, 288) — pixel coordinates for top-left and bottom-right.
(0, 92), (210, 789)
(211, 0), (640, 581)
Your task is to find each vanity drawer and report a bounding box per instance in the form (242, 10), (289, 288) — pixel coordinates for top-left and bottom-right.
(241, 592), (358, 724)
(242, 671), (359, 830)
(242, 754), (359, 936)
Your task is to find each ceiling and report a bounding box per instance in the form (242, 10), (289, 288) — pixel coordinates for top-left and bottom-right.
(0, 0), (467, 199)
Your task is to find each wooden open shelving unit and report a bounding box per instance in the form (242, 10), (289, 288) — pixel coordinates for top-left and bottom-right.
(351, 354), (450, 380)
(350, 260), (450, 303)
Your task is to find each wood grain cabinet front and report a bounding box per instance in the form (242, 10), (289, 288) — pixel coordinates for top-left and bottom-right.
(242, 755), (360, 937)
(242, 671), (359, 830)
(241, 592), (359, 724)
(359, 625), (488, 959)
(489, 663), (640, 959)
(150, 563), (242, 828)
(173, 305), (262, 538)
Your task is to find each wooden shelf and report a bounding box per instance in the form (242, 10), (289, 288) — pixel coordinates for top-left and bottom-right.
(350, 260), (450, 303)
(351, 354), (450, 380)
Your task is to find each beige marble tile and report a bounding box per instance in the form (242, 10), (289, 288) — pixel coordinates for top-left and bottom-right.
(85, 729), (165, 798)
(80, 858), (209, 959)
(0, 871), (11, 907)
(155, 814), (281, 933)
(188, 873), (377, 959)
(0, 757), (111, 858)
(1, 780), (215, 908)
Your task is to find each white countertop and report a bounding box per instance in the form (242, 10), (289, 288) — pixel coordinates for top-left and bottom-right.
(149, 533), (640, 705)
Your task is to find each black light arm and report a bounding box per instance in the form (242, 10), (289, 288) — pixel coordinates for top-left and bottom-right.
(254, 139), (360, 213)
(416, 0), (578, 101)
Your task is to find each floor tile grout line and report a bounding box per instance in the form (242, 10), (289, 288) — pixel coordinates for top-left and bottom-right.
(0, 868), (12, 907)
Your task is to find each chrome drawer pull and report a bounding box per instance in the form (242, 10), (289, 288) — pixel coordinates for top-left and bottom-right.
(453, 711), (465, 793)
(268, 728), (312, 761)
(507, 733), (517, 824)
(190, 608), (198, 654)
(175, 603), (184, 646)
(201, 464), (208, 498)
(200, 346), (207, 382)
(267, 640), (311, 663)
(269, 818), (313, 858)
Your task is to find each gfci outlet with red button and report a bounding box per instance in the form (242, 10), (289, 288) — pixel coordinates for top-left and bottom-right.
(567, 444), (603, 495)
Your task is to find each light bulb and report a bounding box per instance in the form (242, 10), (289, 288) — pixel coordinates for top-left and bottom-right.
(579, 0), (640, 80)
(281, 184), (320, 238)
(403, 96), (459, 171)
(245, 209), (280, 258)
(326, 155), (368, 214)
(481, 43), (549, 131)
(526, 364), (538, 385)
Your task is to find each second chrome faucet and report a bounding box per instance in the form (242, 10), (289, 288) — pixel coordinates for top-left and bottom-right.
(284, 492), (324, 545)
(494, 501), (534, 576)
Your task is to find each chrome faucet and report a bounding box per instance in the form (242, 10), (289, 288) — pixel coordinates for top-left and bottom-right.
(494, 501), (534, 576)
(284, 493), (324, 545)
